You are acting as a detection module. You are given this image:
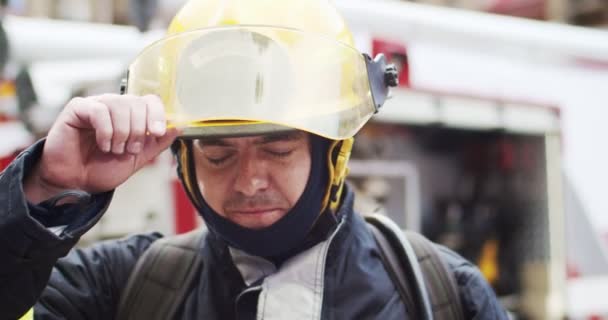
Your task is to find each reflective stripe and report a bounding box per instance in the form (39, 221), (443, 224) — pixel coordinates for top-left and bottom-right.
(230, 247), (276, 286)
(230, 219), (345, 320)
(256, 240), (325, 320)
(18, 308), (33, 320)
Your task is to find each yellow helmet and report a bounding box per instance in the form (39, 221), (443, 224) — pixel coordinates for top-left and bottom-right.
(168, 0), (354, 45)
(125, 0), (396, 139)
(124, 0), (398, 212)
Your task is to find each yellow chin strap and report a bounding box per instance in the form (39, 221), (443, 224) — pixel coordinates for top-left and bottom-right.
(18, 308), (33, 320)
(175, 139), (203, 209)
(321, 137), (354, 213)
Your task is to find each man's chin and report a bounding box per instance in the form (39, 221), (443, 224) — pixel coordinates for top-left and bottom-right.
(228, 209), (286, 230)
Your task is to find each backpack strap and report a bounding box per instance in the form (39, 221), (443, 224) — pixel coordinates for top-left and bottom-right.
(365, 214), (434, 320)
(405, 231), (465, 320)
(115, 229), (206, 320)
(367, 220), (420, 318)
(365, 213), (465, 320)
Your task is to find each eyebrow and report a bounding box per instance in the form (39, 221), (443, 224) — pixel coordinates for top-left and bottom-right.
(196, 131), (305, 147)
(196, 139), (232, 147)
(254, 131), (305, 145)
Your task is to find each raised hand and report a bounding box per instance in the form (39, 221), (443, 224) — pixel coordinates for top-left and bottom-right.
(24, 94), (180, 203)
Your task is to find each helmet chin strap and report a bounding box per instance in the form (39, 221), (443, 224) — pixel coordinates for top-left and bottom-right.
(172, 139), (203, 209)
(321, 138), (354, 214)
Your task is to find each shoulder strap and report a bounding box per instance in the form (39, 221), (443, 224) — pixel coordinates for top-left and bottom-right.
(367, 221), (420, 318)
(365, 213), (464, 320)
(115, 229), (206, 320)
(405, 231), (465, 320)
(365, 214), (434, 320)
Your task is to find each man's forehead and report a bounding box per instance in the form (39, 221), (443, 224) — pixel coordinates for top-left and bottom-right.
(196, 131), (307, 147)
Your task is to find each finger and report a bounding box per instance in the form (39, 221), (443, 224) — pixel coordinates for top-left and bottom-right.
(68, 97), (113, 153)
(156, 127), (181, 149)
(140, 127), (181, 164)
(126, 99), (147, 154)
(109, 104), (131, 154)
(97, 95), (139, 154)
(143, 95), (166, 137)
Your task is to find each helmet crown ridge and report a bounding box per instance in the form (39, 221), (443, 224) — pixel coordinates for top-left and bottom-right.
(168, 0), (355, 47)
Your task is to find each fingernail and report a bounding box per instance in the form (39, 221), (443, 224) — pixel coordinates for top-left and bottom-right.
(151, 121), (166, 135)
(128, 142), (142, 154)
(101, 141), (111, 153)
(113, 142), (125, 154)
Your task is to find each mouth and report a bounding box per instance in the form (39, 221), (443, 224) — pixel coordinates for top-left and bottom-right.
(228, 208), (284, 215)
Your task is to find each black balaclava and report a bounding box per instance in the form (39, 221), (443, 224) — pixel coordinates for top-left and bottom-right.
(178, 134), (332, 260)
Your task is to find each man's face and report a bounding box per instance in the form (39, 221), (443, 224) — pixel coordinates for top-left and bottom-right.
(192, 131), (311, 229)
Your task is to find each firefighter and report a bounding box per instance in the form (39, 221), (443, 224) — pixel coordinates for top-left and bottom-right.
(0, 0), (507, 319)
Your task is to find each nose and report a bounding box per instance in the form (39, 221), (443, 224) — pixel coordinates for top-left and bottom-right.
(233, 151), (269, 197)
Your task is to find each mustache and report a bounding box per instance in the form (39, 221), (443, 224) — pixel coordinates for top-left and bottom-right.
(223, 192), (290, 211)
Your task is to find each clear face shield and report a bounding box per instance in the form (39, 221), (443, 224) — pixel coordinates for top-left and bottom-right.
(122, 26), (398, 140)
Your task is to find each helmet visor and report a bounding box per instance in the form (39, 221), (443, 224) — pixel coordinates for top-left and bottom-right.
(126, 26), (376, 140)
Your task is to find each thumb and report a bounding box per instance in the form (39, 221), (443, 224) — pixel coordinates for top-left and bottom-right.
(137, 128), (181, 168)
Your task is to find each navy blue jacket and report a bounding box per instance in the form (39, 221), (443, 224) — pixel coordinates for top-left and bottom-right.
(0, 141), (508, 319)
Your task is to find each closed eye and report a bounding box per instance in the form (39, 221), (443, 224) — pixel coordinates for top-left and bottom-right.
(265, 149), (293, 158)
(206, 154), (233, 166)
